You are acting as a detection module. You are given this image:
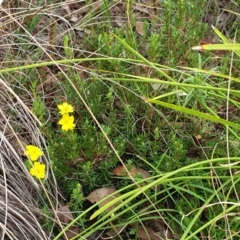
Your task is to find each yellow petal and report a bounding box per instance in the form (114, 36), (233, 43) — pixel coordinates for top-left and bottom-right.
(25, 145), (43, 161)
(57, 102), (74, 115)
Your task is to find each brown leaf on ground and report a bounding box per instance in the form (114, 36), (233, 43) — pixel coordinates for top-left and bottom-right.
(136, 21), (144, 36)
(136, 226), (163, 240)
(115, 16), (125, 27)
(56, 205), (79, 240)
(153, 219), (174, 239)
(86, 187), (121, 211)
(135, 219), (173, 240)
(199, 38), (216, 45)
(36, 73), (59, 93)
(106, 226), (126, 238)
(112, 166), (151, 179)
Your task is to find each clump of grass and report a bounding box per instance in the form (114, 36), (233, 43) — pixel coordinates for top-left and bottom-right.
(0, 78), (59, 239)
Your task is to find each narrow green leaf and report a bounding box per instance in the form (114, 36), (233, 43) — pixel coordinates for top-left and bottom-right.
(192, 44), (240, 51)
(147, 99), (240, 129)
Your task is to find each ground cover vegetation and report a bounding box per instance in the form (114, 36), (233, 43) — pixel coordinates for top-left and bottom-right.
(0, 0), (240, 239)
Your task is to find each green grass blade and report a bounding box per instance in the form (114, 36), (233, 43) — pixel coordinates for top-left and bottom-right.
(147, 98), (240, 130)
(192, 26), (240, 57)
(192, 44), (240, 51)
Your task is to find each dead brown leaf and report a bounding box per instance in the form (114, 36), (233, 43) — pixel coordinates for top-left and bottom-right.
(36, 73), (58, 93)
(105, 225), (126, 238)
(86, 187), (121, 211)
(199, 38), (216, 45)
(112, 166), (151, 179)
(136, 226), (162, 240)
(56, 205), (79, 240)
(153, 219), (173, 239)
(136, 21), (144, 36)
(135, 219), (173, 240)
(115, 16), (125, 27)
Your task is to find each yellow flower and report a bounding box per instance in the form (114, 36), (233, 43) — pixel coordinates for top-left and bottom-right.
(57, 102), (74, 115)
(58, 114), (76, 131)
(24, 145), (43, 161)
(30, 162), (46, 179)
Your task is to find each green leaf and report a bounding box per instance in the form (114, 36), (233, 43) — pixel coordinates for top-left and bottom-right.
(147, 98), (240, 130)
